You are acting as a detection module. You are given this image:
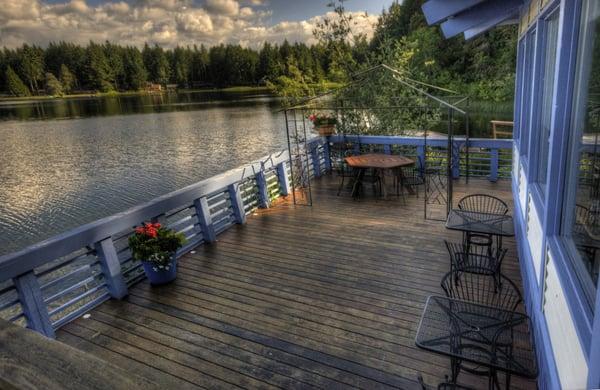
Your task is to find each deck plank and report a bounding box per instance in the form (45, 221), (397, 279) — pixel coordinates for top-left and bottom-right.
(57, 175), (535, 390)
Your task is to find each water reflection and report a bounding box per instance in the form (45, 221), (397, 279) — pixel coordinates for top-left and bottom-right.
(0, 94), (286, 255)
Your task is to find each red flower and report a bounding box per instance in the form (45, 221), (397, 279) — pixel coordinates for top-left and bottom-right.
(135, 227), (145, 234)
(308, 114), (316, 122)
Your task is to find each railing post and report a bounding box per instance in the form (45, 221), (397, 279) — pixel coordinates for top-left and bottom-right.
(228, 183), (247, 224)
(417, 145), (425, 171)
(95, 238), (128, 299)
(276, 162), (290, 196)
(384, 144), (391, 155)
(310, 145), (321, 178)
(353, 142), (360, 155)
(322, 141), (332, 172)
(255, 170), (270, 208)
(452, 141), (461, 179)
(489, 148), (499, 182)
(13, 272), (54, 338)
(194, 197), (217, 242)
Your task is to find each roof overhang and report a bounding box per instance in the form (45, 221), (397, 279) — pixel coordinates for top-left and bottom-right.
(422, 0), (523, 40)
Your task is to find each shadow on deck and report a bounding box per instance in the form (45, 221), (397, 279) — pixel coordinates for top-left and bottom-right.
(56, 175), (535, 390)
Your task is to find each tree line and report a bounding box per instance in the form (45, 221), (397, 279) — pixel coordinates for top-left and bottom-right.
(0, 0), (517, 101)
(0, 40), (342, 97)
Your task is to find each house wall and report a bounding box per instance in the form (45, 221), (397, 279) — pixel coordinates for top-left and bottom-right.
(513, 0), (600, 388)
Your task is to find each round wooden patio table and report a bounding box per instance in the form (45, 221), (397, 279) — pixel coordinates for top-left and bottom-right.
(344, 153), (415, 199)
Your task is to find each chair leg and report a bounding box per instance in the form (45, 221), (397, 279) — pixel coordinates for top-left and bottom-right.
(337, 175), (345, 196)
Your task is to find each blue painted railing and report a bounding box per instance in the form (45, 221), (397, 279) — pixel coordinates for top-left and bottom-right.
(0, 135), (507, 338)
(0, 143), (332, 338)
(327, 135), (513, 181)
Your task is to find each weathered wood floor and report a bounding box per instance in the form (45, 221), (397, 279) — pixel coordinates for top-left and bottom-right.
(57, 175), (536, 390)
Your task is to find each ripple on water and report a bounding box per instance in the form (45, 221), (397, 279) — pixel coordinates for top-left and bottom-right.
(0, 99), (287, 255)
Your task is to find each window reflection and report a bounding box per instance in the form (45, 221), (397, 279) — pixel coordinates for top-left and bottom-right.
(565, 0), (600, 304)
(535, 10), (559, 191)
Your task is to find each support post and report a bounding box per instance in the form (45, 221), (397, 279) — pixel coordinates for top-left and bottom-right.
(276, 162), (290, 196)
(489, 148), (499, 182)
(322, 141), (332, 172)
(452, 141), (461, 179)
(417, 145), (425, 172)
(255, 170), (270, 208)
(228, 183), (246, 224)
(353, 142), (360, 155)
(310, 145), (321, 178)
(13, 271), (54, 338)
(95, 237), (128, 299)
(384, 144), (391, 155)
(194, 197), (217, 242)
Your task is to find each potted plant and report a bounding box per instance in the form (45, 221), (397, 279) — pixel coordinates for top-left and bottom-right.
(128, 222), (187, 285)
(308, 113), (337, 136)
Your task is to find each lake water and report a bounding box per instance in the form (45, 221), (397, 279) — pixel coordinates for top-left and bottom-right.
(0, 92), (512, 255)
(0, 92), (288, 255)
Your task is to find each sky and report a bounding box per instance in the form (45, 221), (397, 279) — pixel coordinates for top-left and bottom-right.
(0, 0), (396, 49)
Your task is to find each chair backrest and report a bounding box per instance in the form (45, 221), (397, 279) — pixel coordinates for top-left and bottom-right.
(444, 240), (507, 273)
(575, 204), (590, 234)
(440, 270), (522, 312)
(457, 194), (509, 215)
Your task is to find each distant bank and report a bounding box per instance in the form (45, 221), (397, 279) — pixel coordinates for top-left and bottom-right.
(0, 86), (272, 103)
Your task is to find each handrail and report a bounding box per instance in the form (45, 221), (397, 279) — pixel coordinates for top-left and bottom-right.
(0, 134), (508, 338)
(328, 135), (513, 182)
(0, 151), (289, 281)
(0, 137), (330, 338)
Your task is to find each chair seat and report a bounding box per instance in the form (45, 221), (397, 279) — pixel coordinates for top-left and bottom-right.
(467, 233), (493, 247)
(454, 252), (499, 275)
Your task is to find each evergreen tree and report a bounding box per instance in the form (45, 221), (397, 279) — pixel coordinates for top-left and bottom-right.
(143, 44), (170, 85)
(59, 64), (76, 93)
(5, 66), (30, 96)
(85, 42), (113, 92)
(171, 46), (191, 87)
(18, 44), (44, 93)
(104, 42), (124, 90)
(45, 72), (63, 96)
(190, 44), (209, 85)
(122, 46), (147, 90)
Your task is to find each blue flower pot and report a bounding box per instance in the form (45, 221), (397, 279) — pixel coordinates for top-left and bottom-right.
(142, 256), (177, 285)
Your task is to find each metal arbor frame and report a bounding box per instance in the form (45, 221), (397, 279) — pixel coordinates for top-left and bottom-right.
(283, 64), (470, 220)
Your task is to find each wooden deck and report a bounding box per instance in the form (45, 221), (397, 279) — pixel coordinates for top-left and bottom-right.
(56, 175), (536, 390)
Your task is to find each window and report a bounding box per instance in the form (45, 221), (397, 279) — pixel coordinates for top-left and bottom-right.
(519, 29), (537, 158)
(534, 10), (560, 193)
(562, 0), (600, 308)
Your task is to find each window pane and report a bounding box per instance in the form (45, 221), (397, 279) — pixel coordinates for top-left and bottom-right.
(563, 0), (600, 306)
(535, 11), (560, 190)
(520, 30), (537, 157)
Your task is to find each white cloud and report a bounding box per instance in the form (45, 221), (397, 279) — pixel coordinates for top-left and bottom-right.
(0, 0), (378, 49)
(205, 0), (239, 16)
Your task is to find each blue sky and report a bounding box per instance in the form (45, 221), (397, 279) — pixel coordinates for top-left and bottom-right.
(0, 0), (396, 48)
(41, 0), (396, 23)
(249, 1), (394, 23)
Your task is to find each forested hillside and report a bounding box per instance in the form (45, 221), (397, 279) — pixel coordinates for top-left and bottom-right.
(0, 0), (516, 101)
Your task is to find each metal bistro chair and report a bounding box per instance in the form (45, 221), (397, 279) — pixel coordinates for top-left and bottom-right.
(440, 270), (523, 387)
(332, 142), (356, 196)
(351, 168), (382, 200)
(396, 165), (425, 201)
(444, 240), (508, 289)
(574, 204), (600, 277)
(457, 194), (509, 255)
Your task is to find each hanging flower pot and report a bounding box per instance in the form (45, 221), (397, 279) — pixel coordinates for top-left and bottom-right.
(128, 222), (187, 286)
(308, 113), (337, 136)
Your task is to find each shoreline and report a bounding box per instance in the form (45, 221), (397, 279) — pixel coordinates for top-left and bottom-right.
(0, 86), (273, 103)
